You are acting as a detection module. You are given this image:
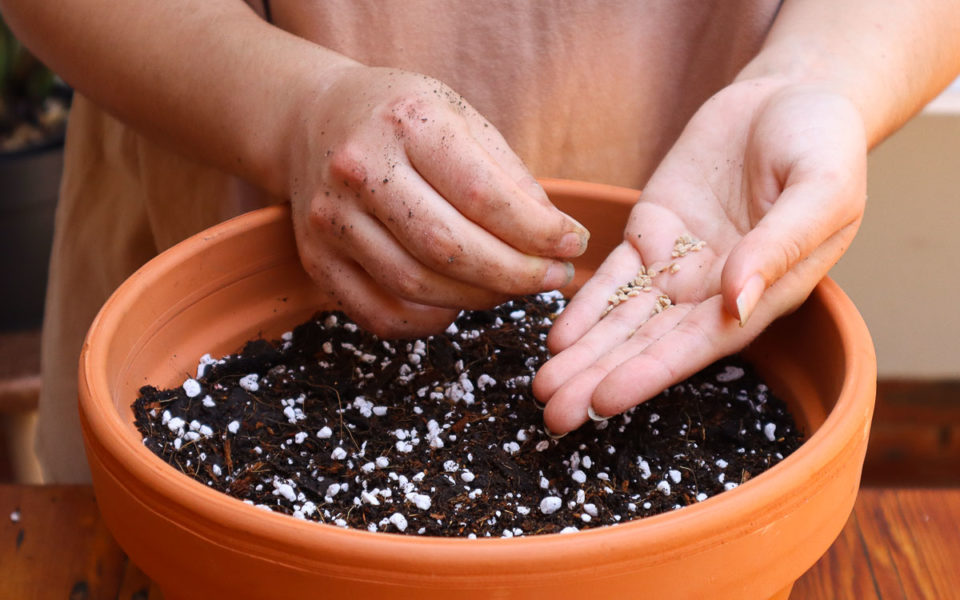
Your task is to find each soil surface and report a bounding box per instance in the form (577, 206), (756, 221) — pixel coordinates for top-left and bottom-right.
(134, 292), (803, 537)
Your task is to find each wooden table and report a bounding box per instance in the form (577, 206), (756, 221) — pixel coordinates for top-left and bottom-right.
(2, 485), (958, 599)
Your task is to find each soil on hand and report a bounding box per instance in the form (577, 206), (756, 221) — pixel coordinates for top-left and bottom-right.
(133, 292), (803, 537)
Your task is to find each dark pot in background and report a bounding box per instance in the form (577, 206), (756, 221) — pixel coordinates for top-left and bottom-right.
(0, 140), (62, 331)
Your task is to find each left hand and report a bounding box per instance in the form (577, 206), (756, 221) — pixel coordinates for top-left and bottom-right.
(533, 79), (867, 435)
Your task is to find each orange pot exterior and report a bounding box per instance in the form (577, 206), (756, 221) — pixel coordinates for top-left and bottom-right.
(79, 179), (876, 600)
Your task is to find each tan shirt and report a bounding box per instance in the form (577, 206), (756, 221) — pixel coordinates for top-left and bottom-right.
(38, 0), (780, 482)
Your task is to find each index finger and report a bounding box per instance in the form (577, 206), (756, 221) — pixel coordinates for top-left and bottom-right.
(404, 114), (589, 259)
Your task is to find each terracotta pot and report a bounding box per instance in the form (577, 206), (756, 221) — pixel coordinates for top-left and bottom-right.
(79, 179), (876, 600)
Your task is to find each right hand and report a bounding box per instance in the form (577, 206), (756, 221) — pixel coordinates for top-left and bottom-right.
(287, 66), (588, 338)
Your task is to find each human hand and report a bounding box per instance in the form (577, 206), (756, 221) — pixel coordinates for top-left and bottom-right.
(286, 66), (588, 338)
(534, 80), (867, 434)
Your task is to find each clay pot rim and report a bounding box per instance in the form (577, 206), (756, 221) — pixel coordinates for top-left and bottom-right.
(79, 178), (875, 569)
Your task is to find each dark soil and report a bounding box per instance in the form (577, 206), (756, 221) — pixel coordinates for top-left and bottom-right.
(133, 292), (803, 537)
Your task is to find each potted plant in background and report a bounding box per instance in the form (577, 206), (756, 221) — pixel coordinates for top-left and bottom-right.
(0, 13), (71, 330)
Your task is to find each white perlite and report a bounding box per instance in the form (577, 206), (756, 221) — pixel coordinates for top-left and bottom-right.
(182, 378), (201, 398)
(716, 365), (745, 382)
(238, 374), (259, 392)
(539, 496), (562, 515)
(763, 423), (777, 442)
(389, 513), (408, 532)
(406, 493), (432, 511)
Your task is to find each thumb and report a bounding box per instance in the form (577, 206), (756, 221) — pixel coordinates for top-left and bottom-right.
(721, 176), (865, 326)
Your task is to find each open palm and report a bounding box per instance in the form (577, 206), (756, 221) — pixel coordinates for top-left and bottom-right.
(535, 79), (868, 434)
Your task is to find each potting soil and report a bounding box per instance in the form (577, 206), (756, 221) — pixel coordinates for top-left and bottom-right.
(133, 292), (803, 537)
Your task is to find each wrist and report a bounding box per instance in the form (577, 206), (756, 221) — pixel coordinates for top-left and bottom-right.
(734, 42), (880, 144)
(244, 43), (361, 199)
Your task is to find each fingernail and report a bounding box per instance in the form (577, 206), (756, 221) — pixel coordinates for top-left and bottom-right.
(559, 231), (588, 256)
(544, 424), (567, 439)
(736, 274), (766, 327)
(565, 215), (588, 236)
(587, 406), (609, 422)
(532, 397), (546, 411)
(543, 261), (575, 290)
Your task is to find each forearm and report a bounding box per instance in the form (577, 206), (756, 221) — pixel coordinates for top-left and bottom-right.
(0, 0), (357, 197)
(738, 0), (960, 148)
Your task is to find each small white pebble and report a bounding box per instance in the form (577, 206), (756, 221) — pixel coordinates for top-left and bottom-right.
(668, 469), (682, 484)
(294, 432), (308, 444)
(331, 447), (347, 460)
(201, 395), (215, 408)
(559, 526), (579, 534)
(571, 470), (587, 484)
(316, 426), (333, 439)
(10, 510), (20, 523)
(715, 458), (729, 469)
(657, 481), (672, 495)
(583, 503), (598, 517)
(227, 420), (240, 434)
(461, 471), (475, 483)
(375, 456), (390, 469)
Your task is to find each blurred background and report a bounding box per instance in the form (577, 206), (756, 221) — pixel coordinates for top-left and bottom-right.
(0, 14), (958, 486)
